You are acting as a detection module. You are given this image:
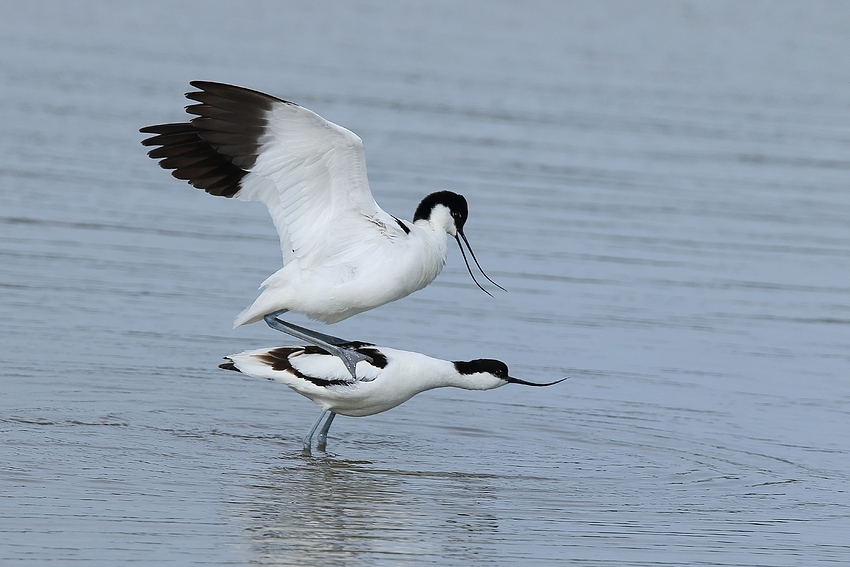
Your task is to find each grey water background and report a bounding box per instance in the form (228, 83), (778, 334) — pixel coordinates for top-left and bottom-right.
(2, 1), (849, 564)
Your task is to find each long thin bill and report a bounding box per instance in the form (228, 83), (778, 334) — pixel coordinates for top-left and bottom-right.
(506, 376), (568, 387)
(455, 235), (492, 296)
(457, 230), (507, 292)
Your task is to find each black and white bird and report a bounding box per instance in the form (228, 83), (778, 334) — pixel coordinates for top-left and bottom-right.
(140, 82), (503, 377)
(220, 342), (565, 452)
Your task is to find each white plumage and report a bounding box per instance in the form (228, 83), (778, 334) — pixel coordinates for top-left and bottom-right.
(220, 342), (565, 452)
(141, 81), (501, 329)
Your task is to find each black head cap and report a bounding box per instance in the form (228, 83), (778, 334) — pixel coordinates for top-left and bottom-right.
(413, 191), (468, 229)
(453, 359), (510, 379)
(454, 359), (567, 386)
(414, 190), (506, 295)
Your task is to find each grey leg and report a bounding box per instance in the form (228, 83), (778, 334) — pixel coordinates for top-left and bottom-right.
(264, 310), (372, 379)
(302, 409), (329, 454)
(316, 412), (337, 451)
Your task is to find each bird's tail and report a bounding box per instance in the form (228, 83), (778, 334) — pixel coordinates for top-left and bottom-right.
(233, 306), (264, 328)
(233, 289), (285, 328)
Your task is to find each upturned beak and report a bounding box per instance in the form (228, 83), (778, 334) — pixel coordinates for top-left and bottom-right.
(454, 230), (507, 296)
(505, 376), (568, 387)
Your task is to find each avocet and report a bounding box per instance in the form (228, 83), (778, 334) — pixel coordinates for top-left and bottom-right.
(141, 82), (503, 376)
(221, 342), (565, 452)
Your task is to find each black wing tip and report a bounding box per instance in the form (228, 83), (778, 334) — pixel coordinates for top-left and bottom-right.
(186, 80), (290, 106)
(139, 120), (247, 198)
(219, 359), (240, 372)
(140, 122), (187, 136)
(141, 81), (292, 198)
(188, 80), (237, 92)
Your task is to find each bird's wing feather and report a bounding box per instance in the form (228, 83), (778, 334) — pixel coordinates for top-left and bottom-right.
(230, 345), (382, 385)
(289, 350), (380, 384)
(186, 82), (406, 269)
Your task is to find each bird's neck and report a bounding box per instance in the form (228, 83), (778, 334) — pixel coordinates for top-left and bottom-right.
(395, 354), (470, 391)
(425, 359), (500, 391)
(407, 221), (450, 273)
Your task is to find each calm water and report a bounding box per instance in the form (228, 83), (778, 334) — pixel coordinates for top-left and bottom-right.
(2, 1), (849, 565)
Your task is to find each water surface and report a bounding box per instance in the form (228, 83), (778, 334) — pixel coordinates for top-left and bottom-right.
(1, 1), (849, 565)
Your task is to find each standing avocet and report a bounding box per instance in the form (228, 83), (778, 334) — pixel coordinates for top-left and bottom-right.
(220, 342), (566, 452)
(140, 81), (503, 377)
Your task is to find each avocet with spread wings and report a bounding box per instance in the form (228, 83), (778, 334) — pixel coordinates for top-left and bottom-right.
(140, 82), (502, 376)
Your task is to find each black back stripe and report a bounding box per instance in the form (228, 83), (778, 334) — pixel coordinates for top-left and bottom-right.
(257, 347), (303, 371)
(255, 343), (386, 386)
(359, 347), (388, 369)
(256, 347), (350, 387)
(392, 216), (411, 234)
(299, 342), (388, 369)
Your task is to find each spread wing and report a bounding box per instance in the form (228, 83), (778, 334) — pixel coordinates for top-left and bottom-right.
(140, 81), (408, 270)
